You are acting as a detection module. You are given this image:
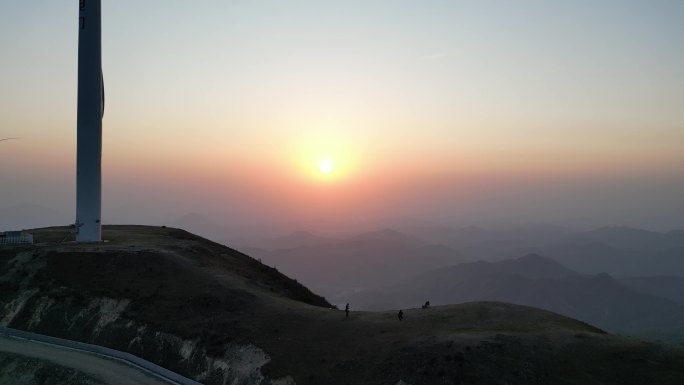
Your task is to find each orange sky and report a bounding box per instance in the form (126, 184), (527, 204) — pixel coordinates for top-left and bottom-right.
(1, 1), (684, 231)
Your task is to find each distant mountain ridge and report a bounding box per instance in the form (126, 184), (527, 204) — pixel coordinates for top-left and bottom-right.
(347, 254), (684, 342)
(255, 230), (337, 250)
(394, 223), (684, 276)
(619, 276), (684, 305)
(243, 228), (465, 301)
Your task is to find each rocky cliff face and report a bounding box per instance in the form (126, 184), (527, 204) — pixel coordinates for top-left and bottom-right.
(0, 227), (320, 385)
(1, 293), (278, 385)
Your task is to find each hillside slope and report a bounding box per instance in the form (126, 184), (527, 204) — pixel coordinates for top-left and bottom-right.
(2, 226), (684, 385)
(347, 255), (684, 341)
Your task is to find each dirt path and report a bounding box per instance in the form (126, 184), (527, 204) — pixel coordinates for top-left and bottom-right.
(0, 336), (172, 385)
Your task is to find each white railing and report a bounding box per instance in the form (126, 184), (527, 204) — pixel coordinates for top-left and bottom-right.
(0, 326), (203, 385)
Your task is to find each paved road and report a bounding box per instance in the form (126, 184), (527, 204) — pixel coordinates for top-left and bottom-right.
(0, 335), (173, 385)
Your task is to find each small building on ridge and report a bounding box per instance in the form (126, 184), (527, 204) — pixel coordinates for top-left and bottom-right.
(0, 231), (34, 245)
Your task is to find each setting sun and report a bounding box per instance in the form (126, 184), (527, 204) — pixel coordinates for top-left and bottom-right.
(318, 157), (335, 174)
(289, 131), (364, 183)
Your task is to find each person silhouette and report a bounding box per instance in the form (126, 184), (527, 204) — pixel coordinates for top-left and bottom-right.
(345, 303), (350, 318)
(422, 300), (430, 309)
(398, 309), (404, 321)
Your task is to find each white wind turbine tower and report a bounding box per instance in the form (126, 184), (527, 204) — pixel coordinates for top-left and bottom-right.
(76, 0), (104, 242)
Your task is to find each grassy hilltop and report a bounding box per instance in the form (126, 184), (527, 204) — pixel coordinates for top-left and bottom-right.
(1, 226), (684, 384)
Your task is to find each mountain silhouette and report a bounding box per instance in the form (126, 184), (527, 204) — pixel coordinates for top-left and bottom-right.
(348, 254), (684, 341)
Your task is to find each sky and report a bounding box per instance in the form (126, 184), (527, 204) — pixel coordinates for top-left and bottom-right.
(1, 0), (684, 234)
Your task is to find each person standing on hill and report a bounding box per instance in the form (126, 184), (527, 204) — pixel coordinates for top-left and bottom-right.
(398, 309), (404, 321)
(345, 303), (350, 318)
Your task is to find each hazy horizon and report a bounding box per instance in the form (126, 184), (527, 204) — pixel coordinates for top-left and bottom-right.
(2, 1), (684, 234)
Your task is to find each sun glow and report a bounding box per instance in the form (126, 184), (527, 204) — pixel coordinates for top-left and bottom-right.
(318, 157), (335, 174)
(289, 129), (367, 183)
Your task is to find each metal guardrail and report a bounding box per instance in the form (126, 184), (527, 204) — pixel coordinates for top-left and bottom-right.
(0, 326), (203, 385)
